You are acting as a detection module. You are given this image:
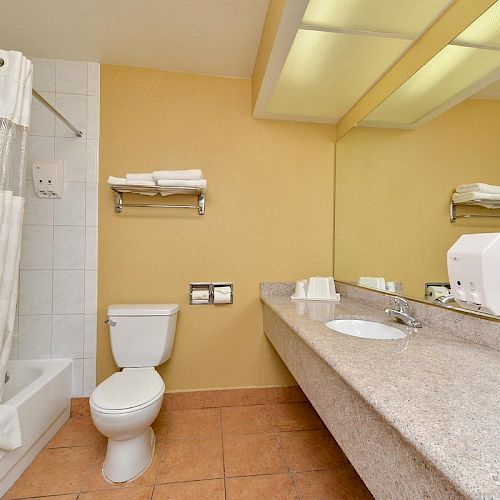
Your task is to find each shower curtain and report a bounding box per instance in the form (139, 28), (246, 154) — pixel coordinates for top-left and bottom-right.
(0, 50), (32, 401)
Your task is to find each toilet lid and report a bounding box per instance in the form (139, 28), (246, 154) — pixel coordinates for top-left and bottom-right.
(91, 368), (164, 411)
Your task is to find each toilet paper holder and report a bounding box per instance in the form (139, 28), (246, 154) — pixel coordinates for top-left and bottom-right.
(189, 282), (233, 305)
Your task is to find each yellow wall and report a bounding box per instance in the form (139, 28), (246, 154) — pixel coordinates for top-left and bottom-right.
(334, 99), (500, 299)
(98, 65), (335, 390)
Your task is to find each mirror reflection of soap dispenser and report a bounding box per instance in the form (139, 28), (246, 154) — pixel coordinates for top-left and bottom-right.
(33, 159), (64, 198)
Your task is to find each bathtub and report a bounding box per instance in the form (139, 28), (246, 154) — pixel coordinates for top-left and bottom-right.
(0, 359), (72, 497)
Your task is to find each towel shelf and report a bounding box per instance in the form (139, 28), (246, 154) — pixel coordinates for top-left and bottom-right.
(450, 199), (500, 223)
(110, 184), (206, 215)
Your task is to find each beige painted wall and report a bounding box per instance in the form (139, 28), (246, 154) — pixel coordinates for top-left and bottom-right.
(335, 99), (500, 299)
(98, 65), (335, 390)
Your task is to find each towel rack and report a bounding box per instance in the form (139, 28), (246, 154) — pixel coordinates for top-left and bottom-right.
(450, 199), (500, 223)
(110, 185), (206, 214)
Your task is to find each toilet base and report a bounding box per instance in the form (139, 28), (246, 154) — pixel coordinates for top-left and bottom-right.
(102, 426), (156, 483)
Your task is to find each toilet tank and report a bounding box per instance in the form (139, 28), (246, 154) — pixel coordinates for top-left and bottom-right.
(107, 304), (179, 368)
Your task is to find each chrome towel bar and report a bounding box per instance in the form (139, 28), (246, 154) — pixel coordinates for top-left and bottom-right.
(111, 185), (206, 215)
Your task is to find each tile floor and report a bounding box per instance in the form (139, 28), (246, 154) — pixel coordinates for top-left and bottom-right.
(5, 392), (373, 499)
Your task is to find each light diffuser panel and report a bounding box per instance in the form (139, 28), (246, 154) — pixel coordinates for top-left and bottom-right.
(303, 0), (451, 36)
(267, 30), (410, 121)
(362, 45), (500, 126)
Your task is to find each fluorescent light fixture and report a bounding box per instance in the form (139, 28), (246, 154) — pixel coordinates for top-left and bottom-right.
(266, 30), (410, 121)
(303, 0), (452, 36)
(362, 44), (500, 126)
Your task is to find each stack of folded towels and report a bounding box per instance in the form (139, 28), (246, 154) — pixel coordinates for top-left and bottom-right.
(107, 169), (207, 196)
(452, 183), (500, 208)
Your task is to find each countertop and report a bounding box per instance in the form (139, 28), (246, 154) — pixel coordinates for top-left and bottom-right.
(261, 292), (500, 499)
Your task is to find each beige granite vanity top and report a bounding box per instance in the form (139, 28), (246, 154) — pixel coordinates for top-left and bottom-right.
(261, 291), (500, 499)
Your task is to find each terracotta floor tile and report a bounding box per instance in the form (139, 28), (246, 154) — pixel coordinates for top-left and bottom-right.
(269, 402), (325, 432)
(278, 430), (349, 472)
(4, 445), (101, 499)
(152, 479), (225, 499)
(294, 468), (374, 499)
(224, 432), (288, 477)
(156, 436), (223, 484)
(167, 408), (221, 439)
(79, 485), (154, 499)
(82, 439), (163, 492)
(221, 405), (273, 435)
(21, 496), (78, 500)
(226, 473), (298, 500)
(46, 417), (106, 448)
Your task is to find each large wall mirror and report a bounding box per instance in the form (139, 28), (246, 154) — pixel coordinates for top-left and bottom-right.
(334, 1), (500, 318)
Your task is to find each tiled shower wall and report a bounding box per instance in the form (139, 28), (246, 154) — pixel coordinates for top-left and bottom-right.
(9, 58), (100, 397)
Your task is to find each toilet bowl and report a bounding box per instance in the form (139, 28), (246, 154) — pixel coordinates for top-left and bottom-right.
(90, 304), (178, 483)
(90, 368), (165, 483)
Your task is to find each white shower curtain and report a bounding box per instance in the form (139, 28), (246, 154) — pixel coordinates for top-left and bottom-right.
(0, 50), (32, 401)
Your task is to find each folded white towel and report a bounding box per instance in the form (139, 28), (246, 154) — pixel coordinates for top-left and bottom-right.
(158, 179), (207, 193)
(126, 180), (156, 187)
(108, 176), (127, 186)
(456, 183), (500, 194)
(0, 405), (22, 459)
(153, 169), (203, 181)
(452, 191), (500, 208)
(126, 173), (154, 182)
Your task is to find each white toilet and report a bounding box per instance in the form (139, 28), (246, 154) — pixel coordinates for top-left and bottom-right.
(90, 304), (178, 483)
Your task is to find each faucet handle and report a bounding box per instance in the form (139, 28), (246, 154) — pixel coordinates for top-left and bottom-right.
(394, 296), (409, 312)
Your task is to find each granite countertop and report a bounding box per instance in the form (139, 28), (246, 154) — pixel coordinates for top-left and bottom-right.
(261, 292), (500, 499)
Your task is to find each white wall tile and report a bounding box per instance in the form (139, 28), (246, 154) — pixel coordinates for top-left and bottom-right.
(86, 96), (99, 140)
(30, 92), (55, 137)
(53, 270), (85, 314)
(23, 181), (54, 225)
(52, 314), (84, 358)
(19, 60), (98, 389)
(85, 183), (98, 227)
(19, 315), (52, 359)
(31, 58), (56, 92)
(83, 358), (96, 396)
(85, 226), (97, 271)
(27, 136), (55, 179)
(72, 358), (84, 397)
(20, 225), (53, 270)
(55, 93), (86, 138)
(53, 226), (85, 269)
(55, 137), (86, 182)
(53, 182), (85, 225)
(19, 270), (52, 315)
(86, 140), (99, 182)
(84, 315), (97, 358)
(84, 271), (97, 315)
(87, 63), (100, 96)
(56, 60), (87, 95)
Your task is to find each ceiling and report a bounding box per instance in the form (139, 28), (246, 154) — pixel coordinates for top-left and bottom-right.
(0, 0), (269, 78)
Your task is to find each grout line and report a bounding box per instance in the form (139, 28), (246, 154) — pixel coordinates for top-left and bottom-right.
(219, 408), (227, 499)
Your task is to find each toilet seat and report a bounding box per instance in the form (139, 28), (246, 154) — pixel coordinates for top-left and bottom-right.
(91, 368), (165, 414)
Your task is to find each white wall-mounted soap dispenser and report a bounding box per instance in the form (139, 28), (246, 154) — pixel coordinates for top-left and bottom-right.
(32, 159), (64, 198)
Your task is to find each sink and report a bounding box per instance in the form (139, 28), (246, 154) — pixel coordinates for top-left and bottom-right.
(325, 319), (407, 340)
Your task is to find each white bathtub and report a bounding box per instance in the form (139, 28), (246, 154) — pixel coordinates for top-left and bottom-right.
(0, 359), (72, 497)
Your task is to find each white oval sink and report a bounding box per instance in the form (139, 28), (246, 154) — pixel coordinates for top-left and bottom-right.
(325, 319), (407, 340)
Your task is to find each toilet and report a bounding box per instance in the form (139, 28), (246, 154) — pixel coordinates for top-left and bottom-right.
(90, 304), (178, 483)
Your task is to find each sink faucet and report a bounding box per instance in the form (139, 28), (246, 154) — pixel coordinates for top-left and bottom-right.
(385, 297), (422, 328)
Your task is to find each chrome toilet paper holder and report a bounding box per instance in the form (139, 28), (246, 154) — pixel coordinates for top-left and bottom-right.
(189, 282), (233, 305)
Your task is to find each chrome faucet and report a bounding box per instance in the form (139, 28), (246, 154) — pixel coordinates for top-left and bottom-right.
(385, 297), (422, 328)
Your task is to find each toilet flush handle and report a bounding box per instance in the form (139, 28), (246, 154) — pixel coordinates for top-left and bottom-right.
(104, 319), (117, 327)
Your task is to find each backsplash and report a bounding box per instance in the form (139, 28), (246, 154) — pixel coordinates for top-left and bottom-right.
(10, 58), (100, 397)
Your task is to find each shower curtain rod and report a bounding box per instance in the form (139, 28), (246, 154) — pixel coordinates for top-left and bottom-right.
(32, 89), (83, 137)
